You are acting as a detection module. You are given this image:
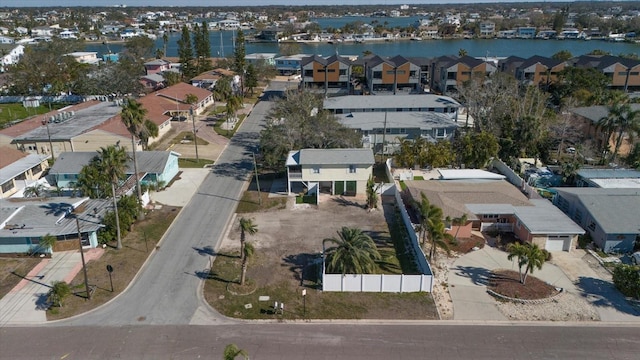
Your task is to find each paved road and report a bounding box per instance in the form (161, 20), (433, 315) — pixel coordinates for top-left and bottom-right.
(59, 92), (275, 326)
(1, 323), (639, 359)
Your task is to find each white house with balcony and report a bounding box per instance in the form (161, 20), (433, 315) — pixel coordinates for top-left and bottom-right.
(286, 148), (374, 196)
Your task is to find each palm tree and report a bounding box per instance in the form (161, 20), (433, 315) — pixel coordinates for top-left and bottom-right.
(452, 213), (468, 242)
(507, 242), (528, 283)
(521, 243), (547, 285)
(162, 32), (169, 58)
(225, 95), (242, 135)
(48, 281), (71, 308)
(97, 145), (129, 249)
(427, 221), (453, 261)
(223, 344), (249, 360)
(37, 234), (57, 254)
(240, 242), (254, 285)
(458, 48), (468, 57)
(365, 175), (378, 209)
(415, 192), (442, 247)
(323, 227), (381, 274)
(611, 106), (640, 163)
(23, 183), (46, 198)
(120, 98), (147, 219)
(238, 217), (258, 262)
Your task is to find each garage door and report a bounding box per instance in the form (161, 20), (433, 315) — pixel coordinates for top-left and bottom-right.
(546, 236), (570, 252)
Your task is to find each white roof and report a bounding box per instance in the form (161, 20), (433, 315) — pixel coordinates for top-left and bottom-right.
(590, 178), (640, 188)
(438, 169), (505, 180)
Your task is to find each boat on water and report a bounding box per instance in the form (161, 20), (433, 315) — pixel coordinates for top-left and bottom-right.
(411, 37), (422, 41)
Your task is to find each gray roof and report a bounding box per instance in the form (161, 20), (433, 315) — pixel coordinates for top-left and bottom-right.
(336, 111), (457, 131)
(0, 197), (111, 238)
(323, 95), (461, 111)
(49, 151), (177, 175)
(0, 154), (49, 185)
(571, 104), (640, 124)
(286, 148), (374, 166)
(553, 188), (640, 234)
(514, 199), (585, 235)
(13, 101), (122, 141)
(577, 168), (640, 179)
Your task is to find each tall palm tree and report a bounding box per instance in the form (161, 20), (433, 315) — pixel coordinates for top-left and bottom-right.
(223, 344), (249, 360)
(452, 213), (468, 242)
(611, 106), (640, 163)
(240, 242), (254, 286)
(23, 183), (46, 198)
(238, 217), (258, 262)
(415, 192), (442, 247)
(225, 95), (242, 135)
(97, 145), (129, 249)
(121, 98), (147, 219)
(323, 227), (381, 274)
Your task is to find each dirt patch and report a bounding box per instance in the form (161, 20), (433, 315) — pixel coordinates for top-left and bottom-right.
(488, 269), (559, 300)
(0, 257), (41, 300)
(208, 195), (439, 320)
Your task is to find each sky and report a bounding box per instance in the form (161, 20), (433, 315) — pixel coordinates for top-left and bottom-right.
(2, 0), (552, 8)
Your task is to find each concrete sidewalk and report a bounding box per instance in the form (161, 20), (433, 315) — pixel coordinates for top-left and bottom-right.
(448, 247), (575, 321)
(0, 249), (103, 326)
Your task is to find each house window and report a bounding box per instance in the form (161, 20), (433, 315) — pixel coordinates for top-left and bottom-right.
(339, 69), (346, 75)
(304, 70), (313, 77)
(410, 70), (417, 77)
(588, 221), (596, 231)
(349, 165), (356, 173)
(373, 71), (382, 79)
(312, 167), (320, 174)
(436, 128), (446, 138)
(399, 128), (406, 134)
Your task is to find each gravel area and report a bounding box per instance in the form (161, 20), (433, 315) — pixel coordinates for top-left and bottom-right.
(495, 291), (600, 321)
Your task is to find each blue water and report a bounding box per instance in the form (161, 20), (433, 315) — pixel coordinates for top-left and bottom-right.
(86, 17), (640, 59)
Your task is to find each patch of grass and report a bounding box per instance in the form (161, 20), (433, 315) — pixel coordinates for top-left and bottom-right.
(204, 252), (438, 320)
(413, 176), (424, 180)
(0, 257), (42, 300)
(178, 158), (214, 168)
(0, 103), (66, 127)
(399, 181), (407, 191)
(46, 206), (181, 320)
(213, 114), (246, 138)
(236, 174), (287, 213)
(169, 131), (210, 146)
(295, 194), (317, 204)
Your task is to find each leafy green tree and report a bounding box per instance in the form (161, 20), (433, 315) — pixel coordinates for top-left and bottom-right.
(123, 35), (154, 63)
(238, 217), (258, 263)
(178, 25), (195, 80)
(36, 234), (57, 254)
(415, 193), (442, 247)
(233, 29), (246, 96)
(163, 71), (181, 86)
(279, 42), (301, 56)
(97, 145), (129, 249)
(550, 67), (610, 107)
(48, 281), (71, 308)
(223, 344), (249, 360)
(240, 242), (254, 286)
(259, 91), (361, 170)
(98, 195), (140, 244)
(225, 95), (242, 133)
(120, 98), (148, 217)
(323, 227), (381, 274)
(613, 264), (640, 299)
(213, 76), (233, 101)
(162, 31), (169, 57)
(244, 63), (258, 96)
(193, 22), (212, 74)
(455, 131), (499, 168)
(551, 50), (573, 61)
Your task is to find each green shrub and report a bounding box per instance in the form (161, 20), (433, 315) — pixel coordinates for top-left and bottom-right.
(612, 264), (640, 299)
(577, 233), (592, 249)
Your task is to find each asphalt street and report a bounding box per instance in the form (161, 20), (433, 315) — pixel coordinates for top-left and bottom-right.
(58, 87), (277, 326)
(1, 323), (639, 359)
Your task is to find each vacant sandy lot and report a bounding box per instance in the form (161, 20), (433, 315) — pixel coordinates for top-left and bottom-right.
(220, 195), (392, 288)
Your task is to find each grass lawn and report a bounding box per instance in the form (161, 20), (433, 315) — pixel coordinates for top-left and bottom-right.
(46, 206), (180, 320)
(0, 257), (42, 300)
(204, 250), (438, 320)
(212, 114), (246, 138)
(170, 131), (210, 146)
(178, 158), (214, 168)
(0, 103), (66, 127)
(235, 174), (287, 213)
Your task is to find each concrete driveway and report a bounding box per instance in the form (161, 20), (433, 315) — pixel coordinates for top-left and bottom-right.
(150, 168), (210, 207)
(448, 246), (575, 321)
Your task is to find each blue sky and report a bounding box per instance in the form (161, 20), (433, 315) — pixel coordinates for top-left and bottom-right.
(3, 1), (546, 7)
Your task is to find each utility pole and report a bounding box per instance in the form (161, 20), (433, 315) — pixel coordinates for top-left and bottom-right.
(252, 152), (261, 205)
(46, 102), (55, 161)
(76, 217), (91, 300)
(190, 106), (199, 162)
(380, 111), (388, 162)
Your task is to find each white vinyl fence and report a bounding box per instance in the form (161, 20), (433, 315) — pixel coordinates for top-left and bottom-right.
(322, 161), (434, 293)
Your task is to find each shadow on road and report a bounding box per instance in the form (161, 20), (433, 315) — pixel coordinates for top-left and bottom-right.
(576, 276), (640, 316)
(10, 271), (50, 288)
(454, 265), (493, 286)
(192, 246), (236, 259)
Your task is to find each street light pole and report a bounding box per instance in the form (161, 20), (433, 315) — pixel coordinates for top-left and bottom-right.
(190, 106), (199, 162)
(75, 217), (91, 300)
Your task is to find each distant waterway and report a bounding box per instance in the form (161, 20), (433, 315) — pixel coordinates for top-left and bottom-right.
(86, 28), (640, 60)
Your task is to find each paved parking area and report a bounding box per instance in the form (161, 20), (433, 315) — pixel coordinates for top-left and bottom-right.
(150, 168), (210, 207)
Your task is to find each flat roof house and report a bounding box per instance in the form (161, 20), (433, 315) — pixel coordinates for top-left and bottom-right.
(0, 146), (49, 199)
(0, 197), (111, 254)
(286, 148), (374, 197)
(323, 94), (460, 120)
(553, 187), (640, 253)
